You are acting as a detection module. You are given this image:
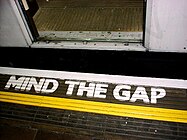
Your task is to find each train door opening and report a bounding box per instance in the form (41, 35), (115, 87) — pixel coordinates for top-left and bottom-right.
(25, 0), (146, 50)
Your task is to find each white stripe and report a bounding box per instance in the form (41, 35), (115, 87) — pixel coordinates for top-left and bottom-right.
(21, 0), (29, 10)
(0, 67), (186, 89)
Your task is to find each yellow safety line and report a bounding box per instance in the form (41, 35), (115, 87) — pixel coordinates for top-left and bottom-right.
(0, 91), (187, 123)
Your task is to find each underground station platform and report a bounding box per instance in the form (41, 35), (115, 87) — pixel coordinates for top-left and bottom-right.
(0, 66), (187, 140)
(0, 0), (187, 139)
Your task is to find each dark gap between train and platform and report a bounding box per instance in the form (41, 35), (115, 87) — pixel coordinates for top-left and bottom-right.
(0, 47), (186, 80)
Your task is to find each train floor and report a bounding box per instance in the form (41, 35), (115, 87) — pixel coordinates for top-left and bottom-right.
(34, 0), (144, 32)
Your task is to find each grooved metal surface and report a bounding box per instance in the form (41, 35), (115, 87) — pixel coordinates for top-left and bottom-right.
(1, 102), (187, 140)
(33, 0), (143, 32)
(37, 0), (144, 8)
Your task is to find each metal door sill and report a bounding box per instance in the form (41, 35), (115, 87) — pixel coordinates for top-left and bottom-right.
(31, 40), (145, 51)
(31, 31), (145, 51)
